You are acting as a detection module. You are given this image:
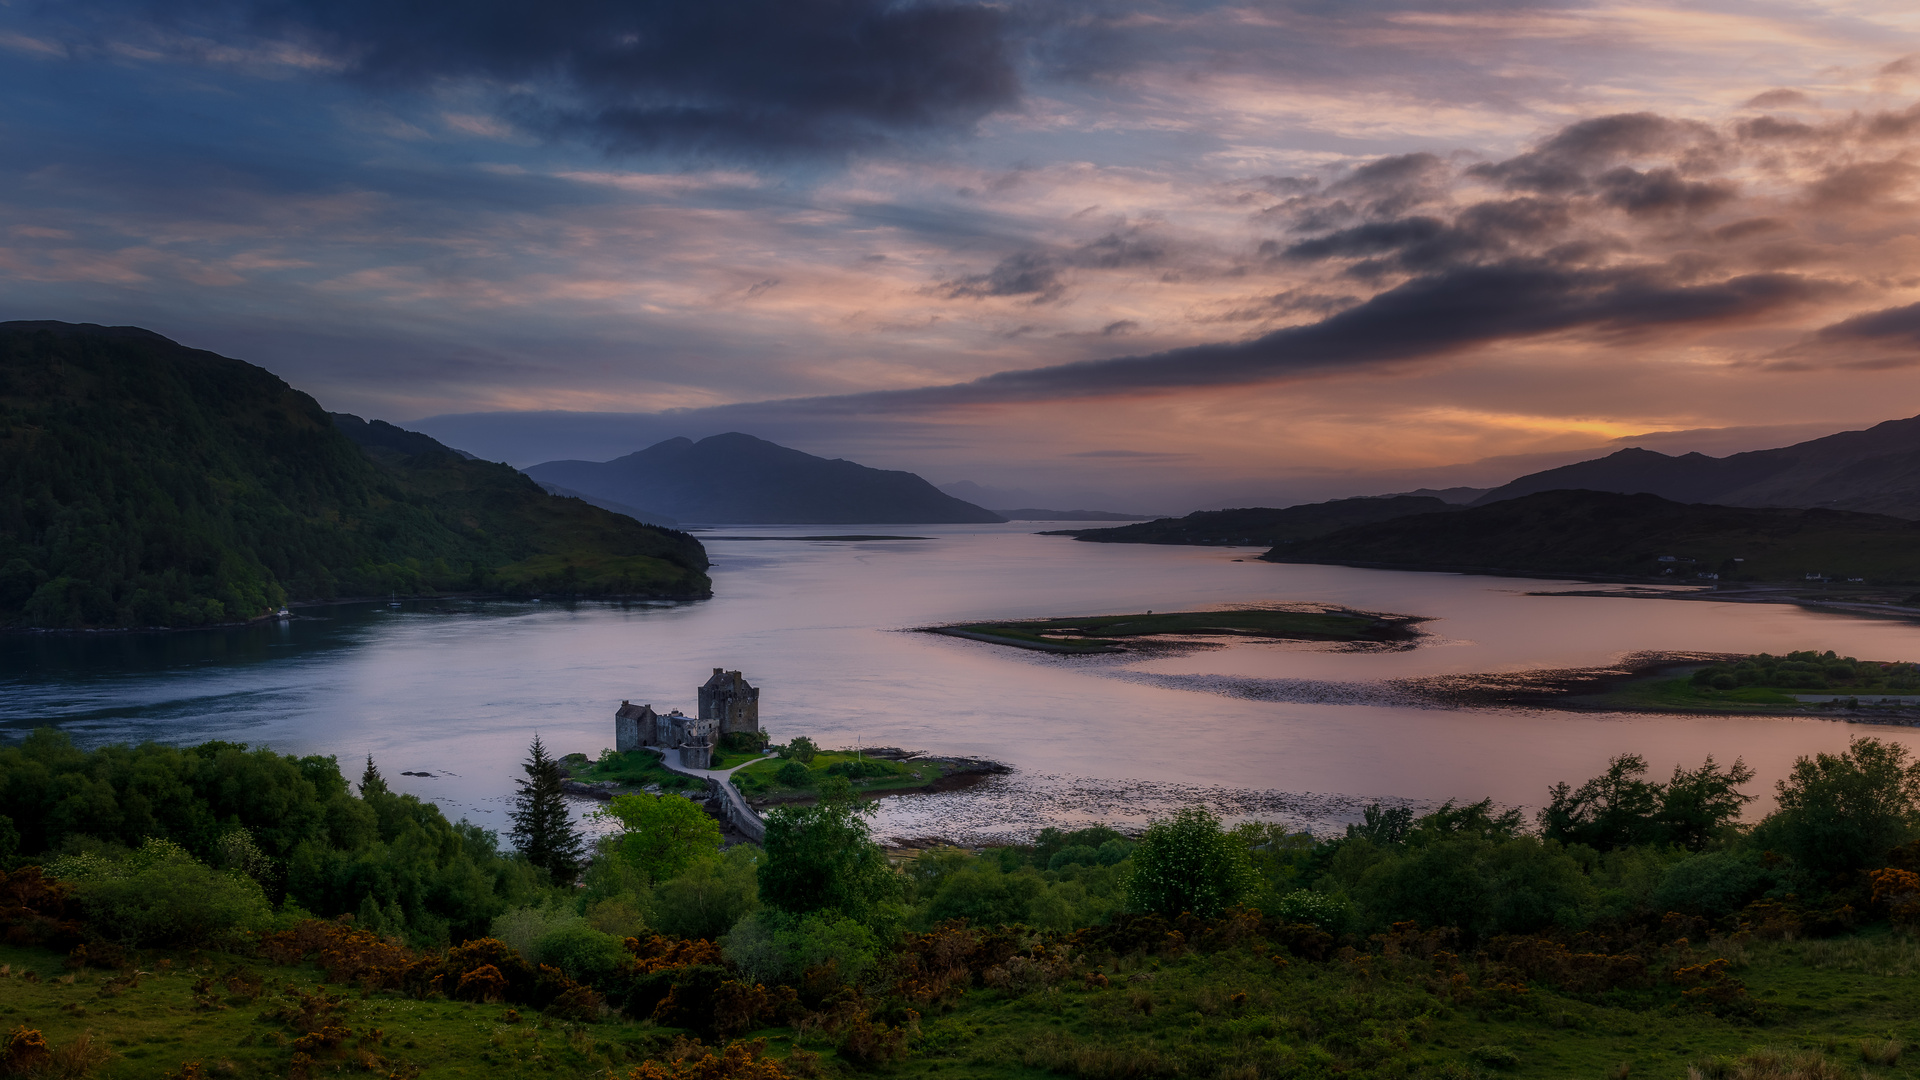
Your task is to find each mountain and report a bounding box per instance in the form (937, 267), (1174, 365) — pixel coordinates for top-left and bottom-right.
(526, 433), (1006, 524)
(1055, 495), (1459, 546)
(1001, 509), (1155, 521)
(1268, 489), (1920, 583)
(1473, 414), (1920, 517)
(0, 321), (710, 629)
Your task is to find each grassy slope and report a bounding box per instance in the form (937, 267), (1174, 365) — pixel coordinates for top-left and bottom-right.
(1268, 489), (1920, 583)
(7, 932), (1920, 1079)
(939, 610), (1410, 653)
(0, 322), (709, 628)
(564, 751), (705, 793)
(1058, 496), (1456, 547)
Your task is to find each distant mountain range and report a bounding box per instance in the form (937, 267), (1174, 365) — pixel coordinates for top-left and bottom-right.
(1001, 509), (1154, 521)
(0, 322), (710, 629)
(1473, 415), (1920, 518)
(1267, 489), (1920, 584)
(1054, 495), (1460, 546)
(526, 433), (1005, 524)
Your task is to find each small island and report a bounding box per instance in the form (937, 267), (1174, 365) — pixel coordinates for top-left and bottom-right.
(923, 606), (1426, 653)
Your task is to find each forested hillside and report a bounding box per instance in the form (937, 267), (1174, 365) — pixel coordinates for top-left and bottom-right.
(1268, 488), (1920, 582)
(0, 322), (710, 629)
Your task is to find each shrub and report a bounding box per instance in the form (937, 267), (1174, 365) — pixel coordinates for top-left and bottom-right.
(1352, 835), (1593, 941)
(1268, 889), (1347, 930)
(490, 901), (584, 962)
(47, 838), (270, 946)
(1047, 845), (1101, 871)
(775, 762), (812, 787)
(1652, 850), (1774, 918)
(779, 738), (818, 764)
(1756, 736), (1920, 877)
(652, 846), (762, 941)
(593, 793), (724, 883)
(534, 922), (628, 980)
(721, 909), (881, 987)
(757, 780), (900, 924)
(1127, 807), (1258, 919)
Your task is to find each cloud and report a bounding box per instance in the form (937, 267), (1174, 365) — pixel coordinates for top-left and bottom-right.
(942, 252), (1065, 302)
(77, 0), (1023, 156)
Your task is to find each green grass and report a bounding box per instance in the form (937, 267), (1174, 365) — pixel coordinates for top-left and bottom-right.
(939, 609), (1412, 653)
(1593, 676), (1920, 715)
(563, 750), (703, 792)
(732, 751), (938, 802)
(9, 931), (1920, 1079)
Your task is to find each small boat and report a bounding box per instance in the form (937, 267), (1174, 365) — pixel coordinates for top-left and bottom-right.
(275, 607), (290, 619)
(388, 592), (401, 608)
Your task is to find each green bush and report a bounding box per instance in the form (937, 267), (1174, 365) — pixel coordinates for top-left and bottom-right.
(779, 737), (818, 764)
(491, 901), (585, 960)
(1350, 835), (1593, 941)
(1048, 844), (1102, 871)
(1268, 889), (1348, 930)
(534, 922), (628, 980)
(592, 791), (723, 883)
(1756, 736), (1920, 878)
(1651, 850), (1774, 917)
(48, 838), (271, 946)
(721, 908), (881, 986)
(650, 845), (762, 941)
(1127, 807), (1258, 919)
(776, 761), (813, 787)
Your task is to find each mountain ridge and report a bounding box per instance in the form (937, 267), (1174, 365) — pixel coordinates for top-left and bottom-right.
(1474, 414), (1920, 517)
(527, 433), (1006, 524)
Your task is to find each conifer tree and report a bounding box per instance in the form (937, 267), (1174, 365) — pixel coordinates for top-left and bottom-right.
(360, 754), (388, 798)
(509, 734), (586, 884)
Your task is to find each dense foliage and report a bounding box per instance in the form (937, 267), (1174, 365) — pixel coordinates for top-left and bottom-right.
(0, 729), (541, 944)
(1268, 487), (1920, 583)
(1691, 649), (1920, 692)
(8, 728), (1920, 1078)
(0, 321), (710, 629)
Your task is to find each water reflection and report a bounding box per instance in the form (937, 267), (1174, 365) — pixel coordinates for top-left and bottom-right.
(5, 524), (1920, 841)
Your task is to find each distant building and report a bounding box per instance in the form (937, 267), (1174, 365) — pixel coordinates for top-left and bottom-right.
(614, 668), (761, 770)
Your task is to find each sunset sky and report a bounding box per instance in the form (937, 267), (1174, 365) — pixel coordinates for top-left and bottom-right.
(9, 0), (1920, 510)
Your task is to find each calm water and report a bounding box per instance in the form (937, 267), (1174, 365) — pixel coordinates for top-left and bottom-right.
(7, 523), (1920, 842)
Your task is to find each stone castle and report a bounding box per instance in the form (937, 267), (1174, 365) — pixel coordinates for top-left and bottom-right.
(615, 668), (761, 769)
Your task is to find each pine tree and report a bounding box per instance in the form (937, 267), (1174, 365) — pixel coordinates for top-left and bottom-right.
(360, 754), (388, 798)
(509, 734), (586, 884)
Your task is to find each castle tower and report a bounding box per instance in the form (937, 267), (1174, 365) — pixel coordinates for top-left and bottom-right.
(698, 669), (760, 738)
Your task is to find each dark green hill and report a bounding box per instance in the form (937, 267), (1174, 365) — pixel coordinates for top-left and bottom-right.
(1266, 488), (1920, 582)
(1056, 495), (1457, 545)
(0, 322), (710, 629)
(526, 432), (1006, 524)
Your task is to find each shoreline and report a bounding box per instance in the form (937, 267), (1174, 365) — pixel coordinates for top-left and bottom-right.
(2, 590), (709, 637)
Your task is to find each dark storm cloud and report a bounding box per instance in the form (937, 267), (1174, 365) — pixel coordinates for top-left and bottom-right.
(1469, 113), (1717, 194)
(82, 0), (1021, 154)
(1814, 301), (1920, 346)
(943, 253), (1065, 301)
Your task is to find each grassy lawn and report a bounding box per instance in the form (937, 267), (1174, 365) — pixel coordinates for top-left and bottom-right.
(562, 750), (704, 792)
(936, 608), (1414, 654)
(731, 751), (941, 803)
(8, 930), (1920, 1079)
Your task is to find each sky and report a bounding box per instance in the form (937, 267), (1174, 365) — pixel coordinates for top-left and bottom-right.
(9, 1), (1920, 512)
